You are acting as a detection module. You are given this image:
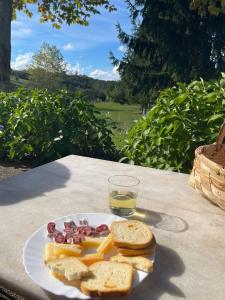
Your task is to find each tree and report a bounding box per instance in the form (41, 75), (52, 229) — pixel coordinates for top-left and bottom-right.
(111, 0), (225, 112)
(28, 43), (66, 90)
(0, 0), (116, 90)
(0, 1), (12, 90)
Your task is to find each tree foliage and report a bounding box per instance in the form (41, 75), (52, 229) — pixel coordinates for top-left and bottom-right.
(112, 0), (225, 110)
(122, 75), (225, 173)
(28, 43), (66, 90)
(13, 0), (116, 27)
(0, 88), (116, 162)
(190, 0), (225, 16)
(0, 0), (116, 88)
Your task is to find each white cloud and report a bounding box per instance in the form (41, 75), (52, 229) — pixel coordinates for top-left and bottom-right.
(118, 45), (126, 53)
(89, 66), (120, 81)
(63, 43), (75, 51)
(11, 52), (33, 70)
(66, 63), (83, 75)
(11, 20), (32, 38)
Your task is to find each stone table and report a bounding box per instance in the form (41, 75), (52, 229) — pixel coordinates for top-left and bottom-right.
(0, 155), (224, 300)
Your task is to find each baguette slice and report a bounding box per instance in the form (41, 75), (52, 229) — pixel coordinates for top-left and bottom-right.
(111, 220), (153, 249)
(47, 257), (89, 281)
(110, 255), (153, 273)
(80, 261), (133, 297)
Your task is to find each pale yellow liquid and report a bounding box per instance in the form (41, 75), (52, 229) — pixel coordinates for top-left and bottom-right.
(109, 191), (137, 216)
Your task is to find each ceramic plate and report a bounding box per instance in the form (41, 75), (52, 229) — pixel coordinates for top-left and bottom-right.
(23, 212), (154, 299)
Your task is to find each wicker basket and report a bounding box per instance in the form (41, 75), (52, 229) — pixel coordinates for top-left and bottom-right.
(189, 122), (225, 211)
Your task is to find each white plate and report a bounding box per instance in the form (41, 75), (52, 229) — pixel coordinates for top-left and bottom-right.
(23, 212), (154, 299)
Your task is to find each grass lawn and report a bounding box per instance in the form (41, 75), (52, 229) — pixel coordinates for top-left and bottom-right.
(94, 102), (141, 148)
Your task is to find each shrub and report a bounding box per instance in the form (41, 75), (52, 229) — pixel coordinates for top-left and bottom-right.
(122, 76), (225, 173)
(0, 88), (116, 162)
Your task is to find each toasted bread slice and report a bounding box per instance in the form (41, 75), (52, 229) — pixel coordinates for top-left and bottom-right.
(110, 255), (153, 273)
(111, 220), (154, 249)
(47, 257), (89, 281)
(51, 271), (80, 287)
(80, 261), (133, 297)
(116, 246), (155, 256)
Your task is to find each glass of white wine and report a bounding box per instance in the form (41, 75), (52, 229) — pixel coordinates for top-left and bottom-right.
(108, 175), (140, 217)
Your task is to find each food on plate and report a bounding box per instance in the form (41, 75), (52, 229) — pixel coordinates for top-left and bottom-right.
(116, 244), (155, 256)
(96, 234), (113, 254)
(116, 235), (156, 256)
(110, 255), (153, 273)
(44, 218), (156, 298)
(81, 236), (106, 248)
(51, 271), (80, 287)
(47, 219), (109, 244)
(44, 243), (83, 263)
(80, 261), (133, 297)
(111, 220), (154, 249)
(47, 257), (89, 280)
(79, 253), (104, 265)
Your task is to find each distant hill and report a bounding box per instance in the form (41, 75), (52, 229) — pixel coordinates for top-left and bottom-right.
(10, 70), (116, 102)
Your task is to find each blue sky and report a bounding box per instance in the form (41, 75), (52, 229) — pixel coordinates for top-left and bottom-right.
(11, 1), (131, 81)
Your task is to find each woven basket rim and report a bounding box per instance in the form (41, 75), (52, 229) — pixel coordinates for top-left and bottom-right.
(195, 144), (225, 172)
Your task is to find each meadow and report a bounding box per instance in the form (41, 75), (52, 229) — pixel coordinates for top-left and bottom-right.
(94, 102), (141, 148)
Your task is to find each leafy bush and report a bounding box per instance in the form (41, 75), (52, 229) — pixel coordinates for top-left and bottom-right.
(0, 88), (116, 162)
(122, 76), (225, 173)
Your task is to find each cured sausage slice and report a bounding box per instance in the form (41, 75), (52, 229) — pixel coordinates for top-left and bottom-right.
(53, 232), (66, 243)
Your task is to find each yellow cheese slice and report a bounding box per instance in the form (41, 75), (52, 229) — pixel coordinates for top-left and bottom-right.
(44, 243), (83, 263)
(81, 236), (106, 248)
(79, 253), (104, 265)
(96, 234), (113, 254)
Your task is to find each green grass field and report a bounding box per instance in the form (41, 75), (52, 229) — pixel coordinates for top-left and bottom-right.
(94, 102), (141, 148)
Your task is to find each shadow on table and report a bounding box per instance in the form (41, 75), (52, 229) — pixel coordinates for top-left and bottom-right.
(128, 207), (189, 233)
(128, 243), (186, 300)
(0, 161), (71, 206)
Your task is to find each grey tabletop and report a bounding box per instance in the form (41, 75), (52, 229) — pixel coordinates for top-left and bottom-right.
(0, 155), (224, 300)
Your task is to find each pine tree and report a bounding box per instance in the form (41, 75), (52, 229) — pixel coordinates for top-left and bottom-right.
(111, 0), (225, 111)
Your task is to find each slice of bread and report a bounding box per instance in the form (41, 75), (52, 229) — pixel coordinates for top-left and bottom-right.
(47, 257), (89, 281)
(111, 220), (154, 249)
(51, 271), (80, 287)
(116, 243), (156, 257)
(116, 235), (156, 256)
(110, 255), (153, 273)
(80, 261), (133, 297)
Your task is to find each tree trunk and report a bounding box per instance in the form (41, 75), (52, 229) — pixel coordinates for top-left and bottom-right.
(0, 0), (12, 91)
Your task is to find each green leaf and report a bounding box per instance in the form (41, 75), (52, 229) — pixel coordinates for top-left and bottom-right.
(208, 114), (223, 122)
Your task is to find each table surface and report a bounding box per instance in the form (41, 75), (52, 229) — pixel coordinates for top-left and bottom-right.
(0, 155), (225, 300)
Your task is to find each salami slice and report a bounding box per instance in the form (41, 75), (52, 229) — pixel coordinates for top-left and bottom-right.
(47, 222), (56, 234)
(76, 225), (95, 236)
(96, 224), (109, 233)
(52, 229), (61, 237)
(47, 219), (110, 243)
(53, 232), (66, 243)
(64, 221), (76, 229)
(66, 234), (84, 244)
